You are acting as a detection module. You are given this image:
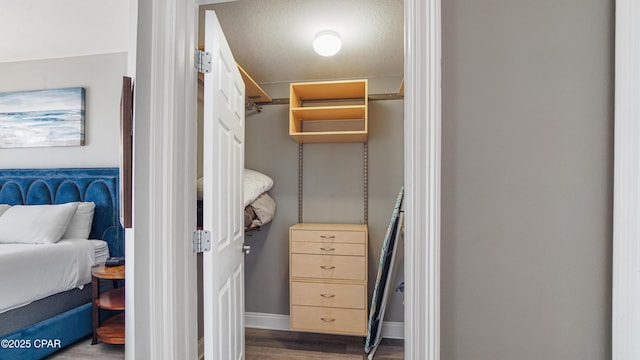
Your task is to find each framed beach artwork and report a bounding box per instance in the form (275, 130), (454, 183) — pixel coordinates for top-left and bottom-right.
(0, 87), (85, 148)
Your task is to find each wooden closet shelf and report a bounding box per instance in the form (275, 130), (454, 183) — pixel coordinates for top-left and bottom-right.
(289, 80), (368, 143)
(197, 60), (272, 104)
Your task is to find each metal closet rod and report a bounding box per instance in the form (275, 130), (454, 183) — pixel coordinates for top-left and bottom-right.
(257, 93), (404, 106)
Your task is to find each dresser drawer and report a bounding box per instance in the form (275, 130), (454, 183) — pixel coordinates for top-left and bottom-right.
(291, 229), (365, 244)
(291, 242), (365, 256)
(291, 282), (366, 309)
(291, 305), (366, 335)
(291, 254), (366, 281)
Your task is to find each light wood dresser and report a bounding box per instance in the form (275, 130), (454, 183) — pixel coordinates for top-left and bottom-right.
(289, 223), (368, 335)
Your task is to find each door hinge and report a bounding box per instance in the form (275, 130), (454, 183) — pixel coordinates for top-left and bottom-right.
(194, 49), (212, 74)
(192, 230), (211, 253)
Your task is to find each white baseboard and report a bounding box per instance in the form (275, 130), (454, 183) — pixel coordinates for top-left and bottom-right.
(379, 320), (404, 340)
(245, 312), (291, 330)
(245, 312), (405, 340)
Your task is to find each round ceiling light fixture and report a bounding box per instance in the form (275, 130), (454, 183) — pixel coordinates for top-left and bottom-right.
(313, 30), (342, 57)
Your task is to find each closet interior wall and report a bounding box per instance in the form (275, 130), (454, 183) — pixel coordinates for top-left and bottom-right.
(244, 78), (405, 322)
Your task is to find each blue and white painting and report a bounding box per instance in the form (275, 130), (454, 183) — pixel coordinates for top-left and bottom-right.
(0, 87), (85, 148)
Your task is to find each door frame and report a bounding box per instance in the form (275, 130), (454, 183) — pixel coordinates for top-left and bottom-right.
(612, 1), (640, 359)
(130, 0), (200, 359)
(404, 0), (441, 358)
(130, 0), (441, 359)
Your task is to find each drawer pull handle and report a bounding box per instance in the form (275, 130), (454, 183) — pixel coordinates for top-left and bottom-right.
(320, 235), (336, 239)
(320, 317), (336, 322)
(320, 293), (335, 298)
(320, 265), (336, 270)
(320, 247), (336, 251)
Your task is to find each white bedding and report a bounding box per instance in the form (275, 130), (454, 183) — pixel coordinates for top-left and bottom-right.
(242, 169), (274, 207)
(0, 239), (109, 314)
(197, 168), (274, 206)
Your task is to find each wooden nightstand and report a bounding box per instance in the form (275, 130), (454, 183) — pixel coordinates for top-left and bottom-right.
(91, 263), (125, 345)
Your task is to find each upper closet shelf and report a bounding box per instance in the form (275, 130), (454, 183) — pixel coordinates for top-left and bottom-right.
(238, 63), (272, 104)
(289, 79), (368, 143)
(198, 61), (272, 104)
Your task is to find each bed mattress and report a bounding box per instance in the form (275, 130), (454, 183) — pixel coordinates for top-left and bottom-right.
(0, 239), (109, 314)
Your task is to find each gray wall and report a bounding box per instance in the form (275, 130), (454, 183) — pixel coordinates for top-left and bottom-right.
(441, 1), (613, 359)
(244, 98), (405, 322)
(0, 53), (127, 168)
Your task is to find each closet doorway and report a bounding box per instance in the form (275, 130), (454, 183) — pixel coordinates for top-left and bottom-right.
(194, 0), (440, 359)
(132, 0), (439, 357)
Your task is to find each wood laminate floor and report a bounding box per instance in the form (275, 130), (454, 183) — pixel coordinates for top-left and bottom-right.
(44, 328), (403, 359)
(245, 328), (404, 360)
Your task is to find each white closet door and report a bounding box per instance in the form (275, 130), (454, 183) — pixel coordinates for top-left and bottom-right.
(202, 10), (246, 360)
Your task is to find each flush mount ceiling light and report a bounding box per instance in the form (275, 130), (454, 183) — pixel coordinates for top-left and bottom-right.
(313, 30), (342, 57)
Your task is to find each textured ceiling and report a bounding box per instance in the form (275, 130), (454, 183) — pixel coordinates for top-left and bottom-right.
(200, 0), (404, 85)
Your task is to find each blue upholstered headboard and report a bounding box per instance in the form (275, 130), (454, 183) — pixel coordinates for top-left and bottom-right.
(0, 168), (124, 257)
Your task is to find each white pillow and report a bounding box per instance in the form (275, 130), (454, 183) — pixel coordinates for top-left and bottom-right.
(0, 204), (10, 217)
(244, 169), (274, 207)
(62, 201), (96, 239)
(0, 202), (78, 244)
